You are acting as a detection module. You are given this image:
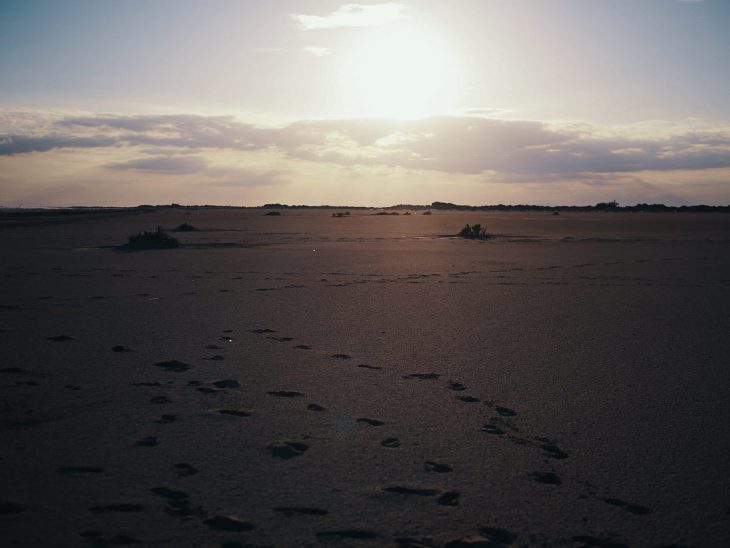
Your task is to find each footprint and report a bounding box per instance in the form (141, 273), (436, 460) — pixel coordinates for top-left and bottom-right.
(268, 442), (309, 459)
(218, 409), (251, 417)
(424, 461), (453, 473)
(395, 537), (435, 547)
(150, 396), (171, 404)
(541, 444), (569, 459)
(155, 360), (192, 373)
(307, 403), (326, 412)
(111, 345), (132, 353)
(204, 515), (254, 532)
(165, 498), (204, 519)
(0, 367), (29, 374)
(437, 492), (460, 506)
(220, 336), (233, 342)
(267, 390), (304, 398)
(448, 382), (467, 391)
(528, 472), (561, 485)
(196, 387), (220, 394)
(295, 345), (312, 350)
(208, 355), (224, 361)
(135, 436), (158, 448)
(602, 498), (650, 515)
(495, 406), (517, 417)
(151, 486), (189, 500)
(332, 354), (352, 360)
(173, 463), (198, 477)
(47, 335), (75, 342)
(571, 535), (629, 548)
(381, 437), (401, 448)
(108, 534), (140, 545)
(317, 531), (379, 540)
(0, 502), (25, 514)
(482, 424), (505, 435)
(250, 329), (275, 334)
(212, 379), (240, 388)
(357, 418), (385, 426)
(131, 382), (161, 387)
(403, 373), (440, 380)
(457, 395), (480, 403)
(205, 344), (223, 350)
(57, 466), (104, 474)
(479, 527), (518, 545)
(90, 504), (144, 513)
(157, 414), (176, 423)
(384, 486), (439, 496)
(357, 364), (382, 370)
(274, 507), (328, 516)
(268, 337), (293, 342)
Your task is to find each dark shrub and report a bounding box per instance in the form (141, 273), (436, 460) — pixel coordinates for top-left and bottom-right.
(457, 223), (489, 240)
(265, 211), (281, 216)
(127, 226), (180, 249)
(173, 223), (196, 231)
(423, 210), (432, 215)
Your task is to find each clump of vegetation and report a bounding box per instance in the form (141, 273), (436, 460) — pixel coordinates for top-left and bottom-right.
(457, 223), (489, 240)
(173, 223), (197, 231)
(265, 211), (281, 216)
(127, 226), (180, 249)
(374, 211), (399, 216)
(332, 211), (350, 218)
(423, 210), (432, 215)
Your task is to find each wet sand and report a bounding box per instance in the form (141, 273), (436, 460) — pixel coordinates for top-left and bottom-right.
(1, 208), (729, 546)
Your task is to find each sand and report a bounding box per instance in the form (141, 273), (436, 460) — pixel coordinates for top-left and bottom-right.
(0, 208), (729, 547)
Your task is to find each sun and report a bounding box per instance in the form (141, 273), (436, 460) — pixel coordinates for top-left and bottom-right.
(336, 27), (462, 119)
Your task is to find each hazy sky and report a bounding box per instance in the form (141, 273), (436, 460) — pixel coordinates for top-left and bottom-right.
(1, 0), (729, 206)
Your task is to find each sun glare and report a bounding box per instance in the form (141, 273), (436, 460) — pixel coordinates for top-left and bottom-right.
(337, 27), (461, 119)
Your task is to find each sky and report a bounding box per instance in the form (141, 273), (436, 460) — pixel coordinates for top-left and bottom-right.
(1, 0), (729, 207)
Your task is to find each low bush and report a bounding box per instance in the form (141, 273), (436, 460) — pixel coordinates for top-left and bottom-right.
(127, 226), (180, 249)
(457, 223), (489, 240)
(173, 223), (197, 231)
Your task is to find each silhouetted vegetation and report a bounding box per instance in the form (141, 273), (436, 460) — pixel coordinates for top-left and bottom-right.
(374, 211), (399, 216)
(127, 226), (180, 249)
(265, 211), (281, 216)
(173, 223), (197, 231)
(423, 210), (432, 215)
(332, 211), (350, 217)
(428, 201), (729, 212)
(457, 224), (489, 240)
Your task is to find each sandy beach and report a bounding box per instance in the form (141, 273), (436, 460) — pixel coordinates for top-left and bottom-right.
(1, 208), (729, 547)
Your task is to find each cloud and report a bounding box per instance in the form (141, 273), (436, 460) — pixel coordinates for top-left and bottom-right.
(303, 46), (331, 56)
(0, 134), (117, 155)
(2, 111), (730, 183)
(106, 155), (208, 174)
(291, 3), (406, 30)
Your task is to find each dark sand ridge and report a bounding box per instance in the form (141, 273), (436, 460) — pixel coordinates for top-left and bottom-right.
(0, 208), (729, 546)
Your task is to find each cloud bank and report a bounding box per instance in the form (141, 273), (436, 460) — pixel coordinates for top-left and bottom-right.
(1, 110), (729, 206)
(2, 112), (730, 177)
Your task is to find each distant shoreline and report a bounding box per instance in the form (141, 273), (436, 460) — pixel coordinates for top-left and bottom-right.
(1, 201), (729, 216)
